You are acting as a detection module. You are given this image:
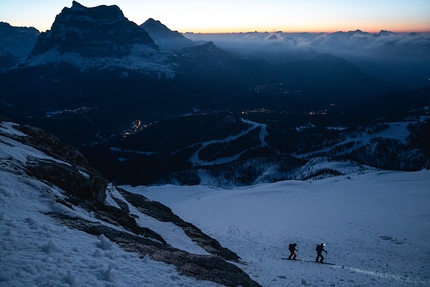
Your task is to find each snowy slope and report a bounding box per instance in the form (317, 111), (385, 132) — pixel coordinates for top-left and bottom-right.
(127, 170), (430, 287)
(24, 45), (175, 78)
(0, 121), (223, 287)
(0, 170), (223, 287)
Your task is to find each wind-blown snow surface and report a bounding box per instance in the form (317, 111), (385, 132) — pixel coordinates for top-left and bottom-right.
(126, 170), (430, 287)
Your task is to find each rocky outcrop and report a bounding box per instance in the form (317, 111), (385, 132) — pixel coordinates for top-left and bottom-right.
(0, 118), (261, 287)
(1, 119), (108, 204)
(30, 1), (158, 58)
(118, 188), (240, 261)
(55, 215), (259, 287)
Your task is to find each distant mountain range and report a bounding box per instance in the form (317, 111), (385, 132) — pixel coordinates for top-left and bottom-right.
(0, 1), (429, 186)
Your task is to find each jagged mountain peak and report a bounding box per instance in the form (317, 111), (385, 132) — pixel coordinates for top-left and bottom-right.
(66, 0), (124, 20)
(377, 30), (394, 36)
(141, 18), (169, 31)
(29, 1), (157, 58)
(71, 0), (87, 10)
(140, 18), (194, 51)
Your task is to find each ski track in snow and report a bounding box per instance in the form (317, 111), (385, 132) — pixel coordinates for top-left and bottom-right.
(294, 120), (416, 159)
(190, 118), (268, 166)
(128, 170), (430, 287)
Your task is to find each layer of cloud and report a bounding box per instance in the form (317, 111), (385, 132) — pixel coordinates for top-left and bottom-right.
(185, 31), (430, 89)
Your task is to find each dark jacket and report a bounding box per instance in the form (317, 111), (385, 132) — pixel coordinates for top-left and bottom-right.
(316, 244), (326, 253)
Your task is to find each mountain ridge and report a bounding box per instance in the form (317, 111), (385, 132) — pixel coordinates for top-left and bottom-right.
(141, 18), (195, 51)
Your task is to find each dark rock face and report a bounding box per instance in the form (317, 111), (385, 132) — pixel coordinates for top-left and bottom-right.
(0, 48), (17, 69)
(3, 122), (108, 204)
(0, 22), (39, 59)
(118, 188), (240, 261)
(55, 216), (260, 287)
(0, 118), (261, 287)
(140, 18), (194, 51)
(30, 1), (158, 58)
(13, 124), (89, 167)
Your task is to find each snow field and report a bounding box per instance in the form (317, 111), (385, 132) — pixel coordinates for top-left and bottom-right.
(129, 170), (430, 287)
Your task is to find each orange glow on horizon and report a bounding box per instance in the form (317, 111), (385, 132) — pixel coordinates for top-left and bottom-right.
(175, 19), (430, 34)
(178, 26), (430, 34)
(21, 22), (430, 35)
(2, 0), (429, 35)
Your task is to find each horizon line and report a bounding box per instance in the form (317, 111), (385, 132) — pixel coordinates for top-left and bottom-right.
(180, 29), (430, 35)
(13, 25), (430, 35)
(3, 19), (429, 35)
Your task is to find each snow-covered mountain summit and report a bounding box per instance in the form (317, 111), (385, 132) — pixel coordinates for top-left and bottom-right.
(23, 1), (174, 74)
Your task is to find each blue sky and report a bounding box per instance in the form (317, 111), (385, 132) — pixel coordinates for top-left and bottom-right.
(1, 0), (430, 33)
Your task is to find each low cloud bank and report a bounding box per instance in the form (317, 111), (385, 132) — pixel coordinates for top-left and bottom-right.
(185, 30), (430, 89)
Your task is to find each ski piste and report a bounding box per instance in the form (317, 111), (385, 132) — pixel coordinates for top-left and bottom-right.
(281, 258), (335, 265)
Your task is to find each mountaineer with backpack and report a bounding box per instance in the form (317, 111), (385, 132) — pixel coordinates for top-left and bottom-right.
(315, 243), (327, 263)
(288, 243), (298, 260)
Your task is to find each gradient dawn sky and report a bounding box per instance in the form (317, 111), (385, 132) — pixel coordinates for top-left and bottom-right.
(1, 0), (430, 33)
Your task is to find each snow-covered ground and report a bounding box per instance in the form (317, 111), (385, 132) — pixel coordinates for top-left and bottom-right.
(0, 171), (222, 287)
(126, 170), (430, 287)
